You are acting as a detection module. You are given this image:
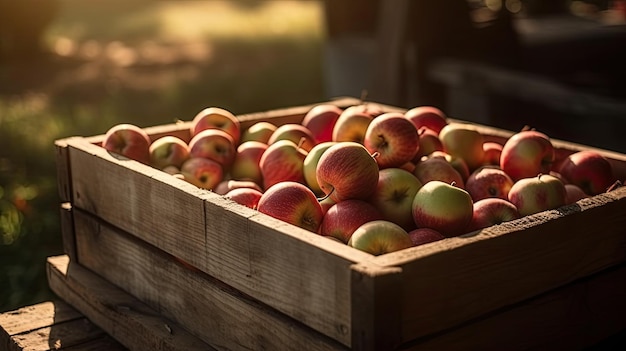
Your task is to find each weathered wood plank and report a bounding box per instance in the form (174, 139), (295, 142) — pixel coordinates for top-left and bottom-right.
(70, 210), (349, 351)
(408, 263), (626, 350)
(46, 255), (215, 351)
(372, 186), (626, 343)
(0, 300), (127, 351)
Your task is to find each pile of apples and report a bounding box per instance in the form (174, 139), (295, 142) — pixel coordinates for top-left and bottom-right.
(101, 101), (619, 256)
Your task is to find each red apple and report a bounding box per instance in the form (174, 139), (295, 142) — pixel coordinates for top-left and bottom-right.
(301, 104), (343, 144)
(414, 127), (444, 160)
(102, 123), (151, 164)
(557, 150), (615, 195)
(404, 106), (448, 135)
(267, 123), (316, 152)
(240, 121), (277, 144)
(257, 181), (324, 233)
(224, 187), (263, 209)
(188, 129), (237, 171)
(369, 167), (423, 231)
(303, 141), (337, 196)
(407, 227), (445, 247)
(320, 199), (383, 243)
(428, 150), (471, 181)
(468, 198), (521, 231)
(363, 112), (420, 169)
(331, 105), (374, 143)
(190, 106), (241, 144)
(439, 124), (485, 172)
(180, 157), (224, 190)
(213, 179), (263, 196)
(230, 141), (267, 185)
(508, 174), (566, 216)
(348, 220), (414, 255)
(500, 130), (555, 182)
(149, 135), (190, 170)
(564, 183), (589, 204)
(482, 142), (503, 166)
(258, 139), (307, 190)
(316, 142), (379, 202)
(465, 166), (514, 202)
(413, 156), (465, 188)
(412, 180), (474, 237)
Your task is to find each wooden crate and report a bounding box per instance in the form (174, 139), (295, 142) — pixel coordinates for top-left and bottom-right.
(54, 97), (626, 350)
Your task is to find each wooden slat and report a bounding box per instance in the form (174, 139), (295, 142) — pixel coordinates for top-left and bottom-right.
(70, 210), (349, 351)
(410, 263), (626, 350)
(372, 186), (626, 343)
(66, 139), (210, 270)
(0, 300), (126, 351)
(46, 255), (215, 351)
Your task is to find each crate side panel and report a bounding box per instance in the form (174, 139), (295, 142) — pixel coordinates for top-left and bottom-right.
(46, 255), (216, 351)
(67, 139), (208, 268)
(72, 210), (348, 351)
(408, 263), (626, 350)
(203, 200), (367, 347)
(377, 187), (626, 343)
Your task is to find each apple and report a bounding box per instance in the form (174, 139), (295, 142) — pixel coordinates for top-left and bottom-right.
(258, 139), (308, 190)
(331, 105), (374, 143)
(224, 187), (263, 209)
(407, 227), (445, 247)
(369, 167), (423, 231)
(565, 183), (589, 204)
(188, 129), (237, 170)
(482, 142), (503, 166)
(102, 123), (151, 164)
(413, 156), (465, 188)
(320, 199), (383, 243)
(414, 127), (443, 160)
(149, 135), (190, 170)
(404, 105), (448, 135)
(500, 130), (554, 182)
(303, 141), (337, 196)
(468, 198), (521, 232)
(180, 157), (224, 190)
(316, 141), (380, 202)
(240, 121), (277, 144)
(508, 174), (567, 216)
(348, 220), (414, 255)
(428, 150), (471, 181)
(465, 166), (514, 202)
(439, 124), (485, 172)
(557, 150), (615, 195)
(267, 123), (317, 152)
(412, 180), (474, 237)
(257, 181), (324, 233)
(230, 141), (268, 185)
(190, 106), (240, 143)
(301, 104), (343, 144)
(213, 179), (263, 195)
(363, 112), (420, 169)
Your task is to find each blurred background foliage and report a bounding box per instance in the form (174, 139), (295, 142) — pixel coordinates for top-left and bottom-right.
(0, 0), (327, 312)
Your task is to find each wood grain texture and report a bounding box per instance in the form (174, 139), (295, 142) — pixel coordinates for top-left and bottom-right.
(71, 210), (349, 351)
(47, 255), (215, 351)
(408, 263), (626, 350)
(0, 300), (127, 351)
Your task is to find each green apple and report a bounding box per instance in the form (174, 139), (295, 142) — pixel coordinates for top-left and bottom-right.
(508, 174), (566, 216)
(303, 141), (337, 196)
(412, 180), (474, 237)
(439, 124), (485, 172)
(369, 167), (423, 231)
(348, 220), (414, 255)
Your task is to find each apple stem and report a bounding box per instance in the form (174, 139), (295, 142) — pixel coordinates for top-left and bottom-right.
(371, 151), (380, 159)
(317, 187), (335, 202)
(606, 180), (623, 193)
(297, 137), (306, 150)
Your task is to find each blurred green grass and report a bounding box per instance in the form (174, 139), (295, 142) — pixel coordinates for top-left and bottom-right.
(0, 0), (327, 312)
